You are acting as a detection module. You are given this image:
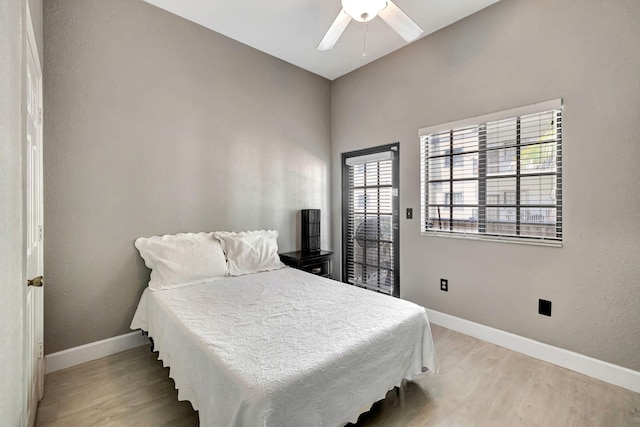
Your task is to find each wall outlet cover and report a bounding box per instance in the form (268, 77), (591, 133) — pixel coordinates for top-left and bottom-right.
(440, 278), (448, 292)
(539, 299), (552, 316)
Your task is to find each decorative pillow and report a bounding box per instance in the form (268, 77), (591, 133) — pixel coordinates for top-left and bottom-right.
(213, 230), (285, 276)
(134, 232), (228, 291)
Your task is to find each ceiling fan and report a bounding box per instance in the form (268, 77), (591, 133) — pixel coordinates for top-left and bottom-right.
(317, 0), (424, 51)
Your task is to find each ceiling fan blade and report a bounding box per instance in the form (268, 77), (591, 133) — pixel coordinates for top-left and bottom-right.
(378, 0), (424, 43)
(317, 9), (352, 51)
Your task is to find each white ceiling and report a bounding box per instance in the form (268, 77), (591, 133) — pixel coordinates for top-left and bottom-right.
(142, 0), (500, 80)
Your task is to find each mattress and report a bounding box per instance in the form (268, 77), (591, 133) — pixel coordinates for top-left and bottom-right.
(130, 267), (436, 426)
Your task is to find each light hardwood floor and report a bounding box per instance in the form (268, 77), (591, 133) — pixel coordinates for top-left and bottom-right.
(36, 325), (640, 426)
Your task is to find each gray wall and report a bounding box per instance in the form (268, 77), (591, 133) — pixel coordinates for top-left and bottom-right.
(44, 0), (331, 354)
(331, 0), (640, 371)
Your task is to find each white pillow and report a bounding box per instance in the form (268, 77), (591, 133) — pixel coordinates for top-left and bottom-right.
(213, 230), (285, 276)
(135, 232), (228, 290)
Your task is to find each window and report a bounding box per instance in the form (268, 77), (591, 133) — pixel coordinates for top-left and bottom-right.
(420, 99), (562, 245)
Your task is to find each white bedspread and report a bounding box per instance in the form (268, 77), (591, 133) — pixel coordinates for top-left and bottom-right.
(131, 267), (436, 426)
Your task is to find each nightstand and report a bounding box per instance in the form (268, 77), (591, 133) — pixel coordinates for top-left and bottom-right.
(279, 250), (333, 278)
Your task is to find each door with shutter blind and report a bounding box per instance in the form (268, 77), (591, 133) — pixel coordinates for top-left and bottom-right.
(342, 143), (399, 297)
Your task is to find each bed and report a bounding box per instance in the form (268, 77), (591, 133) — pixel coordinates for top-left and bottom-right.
(130, 231), (436, 426)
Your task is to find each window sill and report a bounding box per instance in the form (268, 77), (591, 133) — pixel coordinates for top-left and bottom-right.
(421, 231), (563, 248)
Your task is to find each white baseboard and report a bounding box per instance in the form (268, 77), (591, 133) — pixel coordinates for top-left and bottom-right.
(426, 309), (640, 394)
(45, 331), (149, 374)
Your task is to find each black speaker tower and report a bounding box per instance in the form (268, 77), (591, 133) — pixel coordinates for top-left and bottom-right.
(301, 209), (321, 253)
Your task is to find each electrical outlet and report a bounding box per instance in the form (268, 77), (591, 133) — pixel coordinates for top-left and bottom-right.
(539, 299), (552, 316)
(406, 208), (413, 219)
(440, 278), (448, 292)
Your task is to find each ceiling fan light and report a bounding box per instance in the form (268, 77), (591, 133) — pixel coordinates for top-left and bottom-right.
(342, 0), (387, 23)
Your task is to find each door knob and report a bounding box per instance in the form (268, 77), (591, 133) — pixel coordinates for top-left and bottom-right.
(27, 276), (43, 287)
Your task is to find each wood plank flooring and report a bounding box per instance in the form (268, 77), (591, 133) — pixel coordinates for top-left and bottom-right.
(36, 325), (640, 426)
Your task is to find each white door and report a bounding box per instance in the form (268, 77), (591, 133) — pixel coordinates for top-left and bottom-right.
(25, 5), (44, 426)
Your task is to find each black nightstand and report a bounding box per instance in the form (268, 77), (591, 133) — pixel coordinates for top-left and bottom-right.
(279, 250), (333, 278)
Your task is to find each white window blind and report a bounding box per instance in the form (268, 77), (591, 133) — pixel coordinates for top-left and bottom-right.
(419, 99), (563, 245)
(345, 151), (393, 166)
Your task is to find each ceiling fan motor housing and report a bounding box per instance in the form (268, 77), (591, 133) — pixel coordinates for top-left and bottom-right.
(342, 0), (388, 22)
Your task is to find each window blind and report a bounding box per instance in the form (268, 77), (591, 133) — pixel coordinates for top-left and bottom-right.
(419, 100), (563, 245)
